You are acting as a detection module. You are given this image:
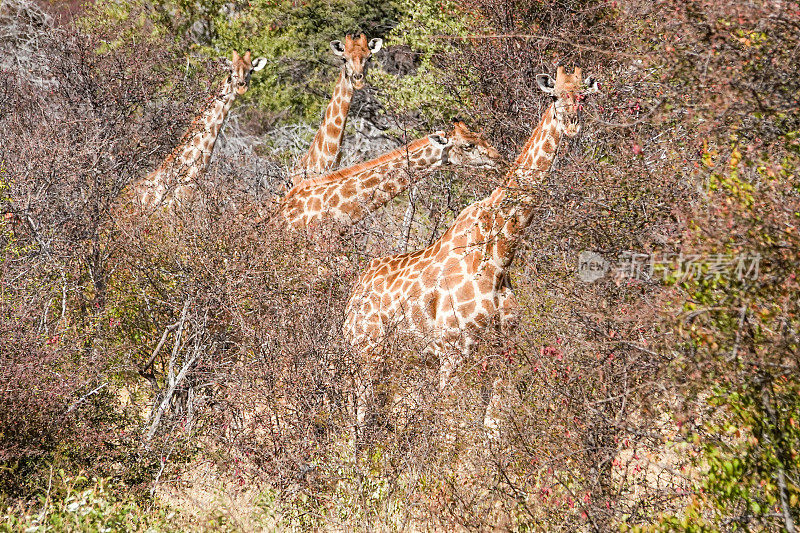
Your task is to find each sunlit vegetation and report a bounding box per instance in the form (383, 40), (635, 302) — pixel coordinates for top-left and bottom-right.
(1, 0), (797, 529)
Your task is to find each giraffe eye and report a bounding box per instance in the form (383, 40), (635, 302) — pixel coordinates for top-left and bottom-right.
(465, 143), (475, 149)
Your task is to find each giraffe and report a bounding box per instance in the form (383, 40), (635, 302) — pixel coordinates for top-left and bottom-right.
(134, 50), (267, 208)
(291, 34), (382, 187)
(343, 66), (599, 428)
(279, 121), (504, 230)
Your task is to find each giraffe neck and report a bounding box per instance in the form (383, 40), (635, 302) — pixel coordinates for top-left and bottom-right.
(302, 135), (444, 188)
(175, 76), (237, 176)
(295, 70), (353, 184)
(283, 136), (445, 228)
(138, 77), (237, 207)
(450, 104), (561, 269)
(506, 104), (560, 190)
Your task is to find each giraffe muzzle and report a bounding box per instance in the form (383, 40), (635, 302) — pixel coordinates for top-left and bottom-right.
(351, 72), (365, 89)
(564, 113), (583, 137)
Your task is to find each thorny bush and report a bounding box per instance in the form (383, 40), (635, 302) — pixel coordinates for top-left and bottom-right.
(1, 0), (798, 530)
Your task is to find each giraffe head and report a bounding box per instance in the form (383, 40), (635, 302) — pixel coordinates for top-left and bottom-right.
(441, 121), (505, 169)
(229, 50), (267, 95)
(330, 34), (382, 90)
(536, 66), (599, 137)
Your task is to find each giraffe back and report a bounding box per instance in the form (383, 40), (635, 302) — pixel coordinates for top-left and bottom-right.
(343, 194), (505, 355)
(281, 135), (445, 228)
(282, 122), (505, 230)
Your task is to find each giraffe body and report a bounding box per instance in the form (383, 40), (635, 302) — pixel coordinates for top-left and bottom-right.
(135, 51), (266, 208)
(292, 34), (382, 186)
(280, 121), (504, 230)
(343, 67), (598, 426)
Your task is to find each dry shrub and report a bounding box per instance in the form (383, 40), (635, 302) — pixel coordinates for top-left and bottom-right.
(391, 0), (798, 529)
(0, 5), (213, 495)
(2, 0), (797, 529)
(0, 306), (116, 496)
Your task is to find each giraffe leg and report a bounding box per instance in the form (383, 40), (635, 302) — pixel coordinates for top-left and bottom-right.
(483, 277), (518, 436)
(354, 370), (371, 437)
(482, 376), (506, 438)
(352, 344), (386, 447)
(437, 332), (472, 392)
(498, 274), (519, 335)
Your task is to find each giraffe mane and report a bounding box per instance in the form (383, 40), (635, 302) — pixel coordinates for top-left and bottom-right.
(293, 136), (434, 189)
(161, 74), (230, 153)
(508, 104), (555, 172)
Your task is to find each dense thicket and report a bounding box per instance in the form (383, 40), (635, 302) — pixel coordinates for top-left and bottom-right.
(1, 0), (797, 530)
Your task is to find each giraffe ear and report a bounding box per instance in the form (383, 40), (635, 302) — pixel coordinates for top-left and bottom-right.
(428, 133), (450, 147)
(536, 74), (556, 95)
(583, 76), (600, 94)
(251, 57), (267, 72)
(368, 38), (383, 54)
(330, 40), (346, 57)
(232, 50), (240, 63)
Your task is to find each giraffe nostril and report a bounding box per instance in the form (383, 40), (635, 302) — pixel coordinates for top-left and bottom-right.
(353, 73), (364, 81)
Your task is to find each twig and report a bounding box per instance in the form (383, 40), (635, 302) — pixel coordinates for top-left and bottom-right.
(149, 442), (175, 498)
(140, 321), (180, 374)
(59, 271), (67, 330)
(401, 184), (418, 253)
(38, 464), (54, 523)
(428, 33), (638, 58)
(726, 303), (748, 363)
(585, 99), (665, 129)
(65, 382), (108, 414)
(145, 300), (198, 445)
(618, 340), (663, 358)
(168, 300), (191, 385)
(145, 342), (200, 444)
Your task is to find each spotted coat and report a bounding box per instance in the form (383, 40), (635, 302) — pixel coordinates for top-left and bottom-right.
(343, 67), (599, 423)
(292, 34), (382, 186)
(281, 121), (504, 230)
(135, 50), (266, 208)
